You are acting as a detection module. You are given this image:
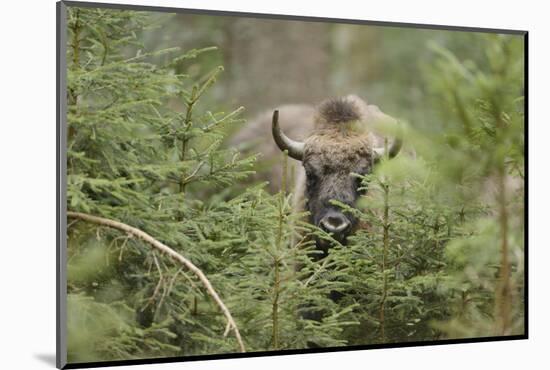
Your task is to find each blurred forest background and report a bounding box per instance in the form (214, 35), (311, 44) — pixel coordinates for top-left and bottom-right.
(64, 6), (525, 364)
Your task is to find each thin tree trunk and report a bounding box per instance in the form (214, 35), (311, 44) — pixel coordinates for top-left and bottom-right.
(379, 180), (389, 343)
(495, 166), (512, 335)
(272, 152), (288, 349)
(379, 140), (390, 343)
(67, 8), (81, 141)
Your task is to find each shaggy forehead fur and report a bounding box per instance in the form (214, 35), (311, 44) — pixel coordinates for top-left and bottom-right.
(304, 133), (373, 171)
(316, 97), (361, 124)
(305, 97), (374, 170)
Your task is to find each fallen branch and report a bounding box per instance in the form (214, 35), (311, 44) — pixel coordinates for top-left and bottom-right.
(67, 211), (246, 353)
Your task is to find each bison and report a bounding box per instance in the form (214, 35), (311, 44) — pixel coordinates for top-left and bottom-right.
(231, 95), (402, 250)
(230, 96), (403, 333)
(272, 96), (402, 247)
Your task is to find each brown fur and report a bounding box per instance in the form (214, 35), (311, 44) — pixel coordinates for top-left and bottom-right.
(228, 96), (391, 208)
(316, 97), (361, 125)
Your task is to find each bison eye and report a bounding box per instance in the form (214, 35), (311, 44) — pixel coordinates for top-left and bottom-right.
(306, 172), (318, 187)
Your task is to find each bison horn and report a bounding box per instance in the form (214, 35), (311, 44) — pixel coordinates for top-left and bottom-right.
(272, 110), (305, 161)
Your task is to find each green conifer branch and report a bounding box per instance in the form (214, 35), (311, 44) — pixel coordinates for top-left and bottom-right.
(67, 211), (246, 353)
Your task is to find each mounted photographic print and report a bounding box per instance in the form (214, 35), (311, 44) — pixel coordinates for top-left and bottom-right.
(56, 1), (527, 368)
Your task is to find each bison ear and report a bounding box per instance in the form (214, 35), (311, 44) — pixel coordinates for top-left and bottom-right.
(373, 136), (403, 162)
(366, 105), (403, 162)
(272, 110), (305, 161)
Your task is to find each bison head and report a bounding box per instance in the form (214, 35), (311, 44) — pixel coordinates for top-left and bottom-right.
(272, 97), (402, 246)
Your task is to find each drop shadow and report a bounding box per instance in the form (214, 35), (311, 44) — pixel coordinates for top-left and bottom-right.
(34, 353), (57, 367)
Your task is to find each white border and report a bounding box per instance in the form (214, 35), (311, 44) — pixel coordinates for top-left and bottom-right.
(2, 0), (547, 369)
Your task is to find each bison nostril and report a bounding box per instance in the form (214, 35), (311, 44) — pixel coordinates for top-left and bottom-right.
(327, 215), (343, 227)
(320, 214), (350, 234)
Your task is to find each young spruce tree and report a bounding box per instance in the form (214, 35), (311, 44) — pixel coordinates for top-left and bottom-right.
(66, 7), (356, 362)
